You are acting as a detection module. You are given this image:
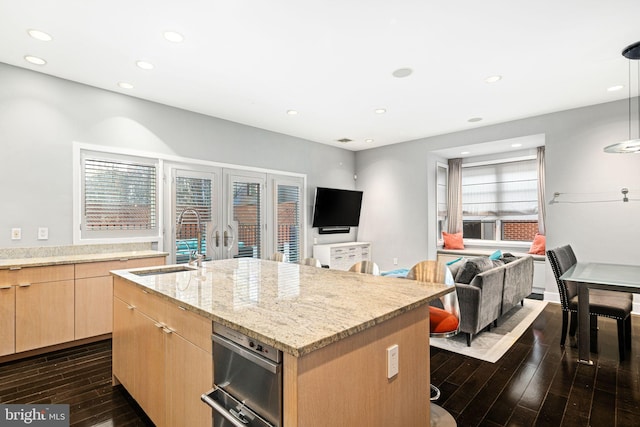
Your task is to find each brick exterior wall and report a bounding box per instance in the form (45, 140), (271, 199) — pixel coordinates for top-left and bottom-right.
(502, 221), (538, 241)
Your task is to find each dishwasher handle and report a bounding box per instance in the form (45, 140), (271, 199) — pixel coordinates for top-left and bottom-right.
(201, 386), (275, 427)
(201, 391), (248, 427)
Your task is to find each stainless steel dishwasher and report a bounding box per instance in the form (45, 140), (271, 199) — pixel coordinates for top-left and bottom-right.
(201, 323), (282, 427)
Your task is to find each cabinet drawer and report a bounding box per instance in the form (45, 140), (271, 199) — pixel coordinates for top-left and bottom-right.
(0, 264), (74, 286)
(114, 277), (164, 321)
(76, 256), (165, 278)
(164, 301), (212, 353)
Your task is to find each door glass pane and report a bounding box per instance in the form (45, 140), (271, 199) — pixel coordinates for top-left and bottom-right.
(175, 175), (212, 263)
(233, 182), (262, 259)
(276, 184), (301, 263)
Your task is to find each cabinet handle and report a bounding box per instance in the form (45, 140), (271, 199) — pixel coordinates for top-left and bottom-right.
(18, 283), (31, 288)
(177, 305), (187, 311)
(127, 304), (136, 310)
(119, 258), (129, 262)
(0, 286), (12, 290)
(9, 266), (22, 271)
(154, 322), (164, 329)
(142, 289), (149, 294)
(162, 327), (174, 334)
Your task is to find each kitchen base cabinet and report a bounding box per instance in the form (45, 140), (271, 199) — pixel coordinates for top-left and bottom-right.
(0, 286), (15, 356)
(75, 276), (113, 339)
(112, 297), (137, 394)
(166, 333), (212, 427)
(75, 257), (165, 340)
(112, 277), (212, 427)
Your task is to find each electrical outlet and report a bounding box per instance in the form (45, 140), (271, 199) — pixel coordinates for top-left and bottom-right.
(11, 228), (21, 240)
(387, 344), (399, 378)
(38, 227), (49, 240)
(393, 257), (398, 265)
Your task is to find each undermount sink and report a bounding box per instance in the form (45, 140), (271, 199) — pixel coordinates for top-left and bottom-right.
(132, 265), (198, 276)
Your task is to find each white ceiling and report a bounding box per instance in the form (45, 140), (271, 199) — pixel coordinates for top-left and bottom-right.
(1, 0), (640, 151)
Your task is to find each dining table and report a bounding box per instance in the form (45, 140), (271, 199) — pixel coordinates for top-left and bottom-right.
(560, 262), (640, 365)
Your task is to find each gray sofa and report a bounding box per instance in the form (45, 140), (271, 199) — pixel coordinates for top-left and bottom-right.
(448, 255), (534, 346)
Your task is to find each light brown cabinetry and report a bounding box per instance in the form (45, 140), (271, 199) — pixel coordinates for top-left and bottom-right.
(0, 265), (76, 353)
(113, 277), (212, 427)
(0, 285), (15, 356)
(0, 256), (166, 360)
(74, 257), (165, 339)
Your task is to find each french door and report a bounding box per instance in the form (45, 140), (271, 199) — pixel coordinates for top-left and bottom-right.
(166, 164), (303, 264)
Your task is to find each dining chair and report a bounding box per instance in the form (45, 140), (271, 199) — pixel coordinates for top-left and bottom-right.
(300, 257), (322, 267)
(547, 245), (632, 361)
(270, 252), (287, 262)
(407, 260), (460, 403)
(348, 260), (380, 276)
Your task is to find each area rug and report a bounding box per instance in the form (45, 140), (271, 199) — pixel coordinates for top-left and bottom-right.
(430, 299), (548, 363)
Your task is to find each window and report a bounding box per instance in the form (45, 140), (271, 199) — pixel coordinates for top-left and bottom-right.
(81, 153), (159, 239)
(461, 158), (538, 242)
(436, 163), (448, 241)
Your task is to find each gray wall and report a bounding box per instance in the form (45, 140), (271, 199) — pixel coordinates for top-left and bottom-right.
(0, 63), (357, 253)
(356, 98), (640, 300)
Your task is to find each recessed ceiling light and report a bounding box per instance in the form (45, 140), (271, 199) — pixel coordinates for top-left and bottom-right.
(374, 108), (387, 114)
(118, 82), (134, 89)
(607, 85), (624, 92)
(461, 151), (471, 155)
(511, 143), (522, 148)
(392, 68), (413, 78)
(163, 31), (184, 43)
(467, 117), (482, 122)
(136, 60), (154, 70)
(365, 138), (374, 143)
(24, 55), (46, 65)
(286, 110), (298, 115)
(337, 138), (352, 143)
(27, 29), (52, 41)
(485, 75), (502, 83)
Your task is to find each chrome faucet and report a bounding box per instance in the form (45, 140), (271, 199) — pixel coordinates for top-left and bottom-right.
(176, 208), (204, 267)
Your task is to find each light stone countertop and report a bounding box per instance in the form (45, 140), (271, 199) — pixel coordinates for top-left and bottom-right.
(0, 250), (169, 269)
(112, 258), (452, 357)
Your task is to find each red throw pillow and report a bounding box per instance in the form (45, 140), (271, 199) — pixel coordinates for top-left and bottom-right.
(529, 233), (546, 255)
(442, 232), (464, 249)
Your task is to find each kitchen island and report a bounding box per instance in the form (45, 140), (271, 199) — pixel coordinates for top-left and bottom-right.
(111, 258), (453, 427)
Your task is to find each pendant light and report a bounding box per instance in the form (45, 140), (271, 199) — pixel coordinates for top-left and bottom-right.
(604, 41), (640, 153)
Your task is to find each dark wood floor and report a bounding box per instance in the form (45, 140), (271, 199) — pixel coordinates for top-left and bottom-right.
(431, 303), (640, 427)
(0, 303), (638, 426)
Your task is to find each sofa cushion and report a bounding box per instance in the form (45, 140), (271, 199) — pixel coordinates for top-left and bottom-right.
(455, 256), (494, 284)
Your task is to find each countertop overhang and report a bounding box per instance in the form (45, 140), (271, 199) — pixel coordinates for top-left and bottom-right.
(112, 259), (452, 357)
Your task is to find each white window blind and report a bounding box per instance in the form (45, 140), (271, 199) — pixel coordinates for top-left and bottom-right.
(82, 157), (157, 236)
(276, 183), (301, 263)
(462, 159), (538, 218)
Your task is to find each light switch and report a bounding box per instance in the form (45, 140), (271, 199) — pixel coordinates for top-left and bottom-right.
(11, 228), (21, 240)
(38, 227), (49, 240)
(387, 344), (399, 379)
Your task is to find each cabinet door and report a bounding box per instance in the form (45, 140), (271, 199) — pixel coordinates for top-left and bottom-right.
(75, 276), (113, 339)
(135, 311), (166, 427)
(0, 286), (15, 356)
(166, 332), (213, 427)
(15, 280), (74, 353)
(112, 297), (137, 393)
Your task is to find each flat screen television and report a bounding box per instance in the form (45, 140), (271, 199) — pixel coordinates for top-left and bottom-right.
(312, 187), (363, 232)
